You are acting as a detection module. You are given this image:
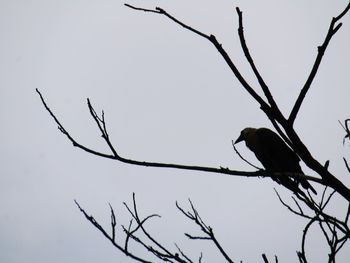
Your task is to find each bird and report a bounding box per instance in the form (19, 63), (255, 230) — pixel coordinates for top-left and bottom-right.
(234, 127), (317, 194)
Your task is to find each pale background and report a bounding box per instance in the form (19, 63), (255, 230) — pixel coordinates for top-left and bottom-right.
(1, 0), (350, 262)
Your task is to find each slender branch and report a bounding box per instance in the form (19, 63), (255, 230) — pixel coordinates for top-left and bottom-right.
(129, 193), (173, 258)
(235, 7), (284, 121)
(125, 4), (209, 39)
(109, 203), (117, 242)
(124, 3), (272, 115)
(339, 119), (350, 146)
(36, 89), (116, 160)
(74, 200), (152, 263)
(344, 158), (350, 173)
(345, 203), (350, 224)
(300, 216), (318, 263)
(345, 119), (350, 139)
(174, 243), (195, 263)
(274, 189), (312, 219)
(289, 3), (350, 124)
(121, 197), (190, 263)
(38, 89), (323, 190)
(176, 201), (234, 263)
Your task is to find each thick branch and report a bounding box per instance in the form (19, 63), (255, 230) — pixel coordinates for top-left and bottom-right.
(289, 3), (350, 124)
(283, 127), (350, 201)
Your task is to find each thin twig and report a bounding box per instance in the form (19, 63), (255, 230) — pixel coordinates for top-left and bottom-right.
(232, 140), (262, 170)
(343, 158), (350, 173)
(300, 216), (318, 262)
(74, 200), (152, 263)
(176, 200), (234, 263)
(109, 203), (117, 242)
(36, 89), (116, 159)
(175, 243), (194, 263)
(274, 189), (312, 219)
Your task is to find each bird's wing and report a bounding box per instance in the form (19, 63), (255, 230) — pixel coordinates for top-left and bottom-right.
(255, 128), (317, 194)
(255, 128), (301, 172)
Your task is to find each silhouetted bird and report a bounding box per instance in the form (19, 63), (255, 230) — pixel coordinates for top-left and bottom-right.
(235, 127), (317, 194)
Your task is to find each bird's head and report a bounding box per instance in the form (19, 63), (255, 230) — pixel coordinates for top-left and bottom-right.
(234, 127), (257, 144)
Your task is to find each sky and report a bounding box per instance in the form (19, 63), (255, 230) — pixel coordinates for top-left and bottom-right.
(1, 0), (350, 262)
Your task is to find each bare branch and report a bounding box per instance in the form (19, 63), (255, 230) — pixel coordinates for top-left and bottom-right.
(339, 119), (350, 145)
(174, 243), (194, 263)
(39, 89), (324, 196)
(235, 7), (283, 122)
(74, 200), (152, 263)
(36, 89), (116, 160)
(124, 3), (272, 115)
(274, 189), (312, 219)
(300, 216), (318, 263)
(344, 158), (350, 173)
(40, 2), (350, 261)
(345, 203), (350, 224)
(262, 253), (269, 263)
(176, 201), (234, 263)
(109, 203), (117, 242)
(289, 3), (350, 124)
(122, 4), (350, 201)
(125, 4), (209, 39)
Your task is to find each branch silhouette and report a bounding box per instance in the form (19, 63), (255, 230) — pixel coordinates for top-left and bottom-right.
(289, 2), (350, 124)
(123, 3), (350, 202)
(37, 2), (350, 262)
(36, 88), (323, 188)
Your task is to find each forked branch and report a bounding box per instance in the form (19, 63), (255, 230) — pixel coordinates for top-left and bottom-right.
(38, 2), (350, 262)
(124, 4), (272, 115)
(122, 3), (350, 202)
(36, 88), (322, 188)
(76, 194), (234, 262)
(276, 187), (350, 262)
(77, 194), (283, 262)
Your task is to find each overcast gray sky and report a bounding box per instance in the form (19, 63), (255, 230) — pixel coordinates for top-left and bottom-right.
(1, 0), (350, 262)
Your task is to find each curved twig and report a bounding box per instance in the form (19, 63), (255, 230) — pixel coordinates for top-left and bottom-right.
(231, 140), (262, 170)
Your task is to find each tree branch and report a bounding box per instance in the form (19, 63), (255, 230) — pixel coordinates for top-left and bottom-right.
(235, 7), (284, 121)
(122, 4), (350, 201)
(124, 4), (273, 116)
(176, 200), (234, 263)
(74, 200), (153, 263)
(288, 3), (350, 124)
(38, 89), (324, 191)
(36, 89), (116, 160)
(39, 2), (350, 260)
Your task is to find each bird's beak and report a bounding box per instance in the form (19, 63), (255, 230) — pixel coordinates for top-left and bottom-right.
(234, 134), (244, 144)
